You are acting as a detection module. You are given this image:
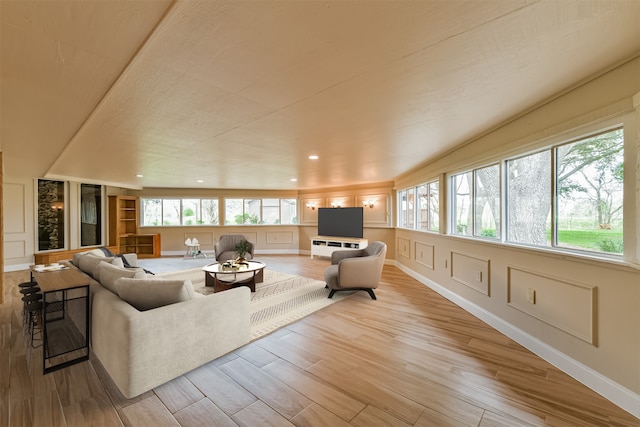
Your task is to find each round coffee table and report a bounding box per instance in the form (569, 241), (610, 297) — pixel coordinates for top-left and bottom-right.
(202, 261), (266, 293)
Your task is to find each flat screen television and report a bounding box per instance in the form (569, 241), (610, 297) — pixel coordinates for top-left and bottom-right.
(317, 207), (364, 238)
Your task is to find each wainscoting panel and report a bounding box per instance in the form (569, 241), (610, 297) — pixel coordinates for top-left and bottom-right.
(5, 182), (26, 233)
(414, 241), (434, 269)
(185, 232), (214, 246)
(507, 266), (597, 345)
(397, 237), (411, 259)
(266, 231), (294, 244)
(300, 198), (323, 224)
(450, 251), (490, 296)
(5, 241), (26, 259)
(357, 194), (389, 225)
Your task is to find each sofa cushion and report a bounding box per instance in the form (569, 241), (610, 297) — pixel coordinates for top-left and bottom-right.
(78, 253), (115, 278)
(114, 277), (196, 311)
(98, 261), (146, 293)
(72, 248), (107, 267)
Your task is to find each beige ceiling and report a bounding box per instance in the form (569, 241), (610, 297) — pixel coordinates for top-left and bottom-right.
(2, 0), (639, 190)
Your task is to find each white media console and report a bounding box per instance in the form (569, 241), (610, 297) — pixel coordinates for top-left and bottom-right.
(310, 236), (368, 259)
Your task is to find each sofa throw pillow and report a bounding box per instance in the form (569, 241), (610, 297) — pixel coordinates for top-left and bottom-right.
(78, 254), (115, 279)
(93, 258), (125, 282)
(72, 248), (107, 267)
(98, 261), (146, 294)
(114, 277), (195, 311)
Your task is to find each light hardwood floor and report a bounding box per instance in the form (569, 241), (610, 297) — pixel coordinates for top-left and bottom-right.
(1, 255), (638, 426)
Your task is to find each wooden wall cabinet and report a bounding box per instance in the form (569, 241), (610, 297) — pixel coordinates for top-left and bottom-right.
(108, 196), (160, 258)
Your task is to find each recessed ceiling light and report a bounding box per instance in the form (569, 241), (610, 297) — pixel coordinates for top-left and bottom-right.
(136, 174), (143, 178)
(290, 178), (297, 182)
(196, 179), (204, 183)
(308, 155), (319, 160)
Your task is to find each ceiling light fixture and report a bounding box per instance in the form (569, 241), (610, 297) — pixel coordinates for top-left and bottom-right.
(308, 155), (319, 160)
(196, 179), (204, 183)
(136, 174), (143, 178)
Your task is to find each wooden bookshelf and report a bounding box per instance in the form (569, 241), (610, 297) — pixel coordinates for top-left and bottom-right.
(108, 196), (160, 258)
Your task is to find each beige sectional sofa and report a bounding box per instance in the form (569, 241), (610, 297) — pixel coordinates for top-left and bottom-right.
(69, 249), (251, 399)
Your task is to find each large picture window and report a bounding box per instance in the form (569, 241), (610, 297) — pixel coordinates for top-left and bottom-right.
(225, 198), (297, 225)
(140, 197), (295, 226)
(505, 127), (623, 254)
(555, 128), (623, 253)
(141, 198), (220, 226)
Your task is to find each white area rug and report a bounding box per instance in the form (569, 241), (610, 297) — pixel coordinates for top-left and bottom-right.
(155, 267), (351, 340)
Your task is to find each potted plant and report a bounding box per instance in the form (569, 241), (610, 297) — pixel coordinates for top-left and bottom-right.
(235, 240), (251, 263)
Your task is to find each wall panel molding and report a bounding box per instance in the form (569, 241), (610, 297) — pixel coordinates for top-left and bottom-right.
(414, 241), (434, 269)
(397, 237), (410, 259)
(507, 266), (597, 345)
(266, 231), (294, 244)
(450, 251), (490, 296)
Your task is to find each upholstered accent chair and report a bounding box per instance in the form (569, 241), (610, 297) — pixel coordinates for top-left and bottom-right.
(214, 234), (255, 262)
(324, 241), (387, 300)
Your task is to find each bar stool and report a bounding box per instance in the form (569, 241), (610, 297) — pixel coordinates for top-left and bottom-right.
(18, 281), (38, 289)
(20, 285), (41, 296)
(22, 292), (42, 319)
(23, 300), (44, 348)
(20, 286), (41, 324)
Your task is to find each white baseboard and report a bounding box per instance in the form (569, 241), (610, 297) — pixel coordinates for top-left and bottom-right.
(161, 249), (302, 257)
(4, 263), (32, 272)
(394, 262), (640, 419)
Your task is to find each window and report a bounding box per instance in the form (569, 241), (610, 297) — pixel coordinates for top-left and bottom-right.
(555, 129), (623, 254)
(37, 179), (66, 251)
(505, 127), (623, 255)
(162, 199), (181, 225)
(141, 198), (220, 226)
(397, 189), (414, 229)
(225, 198), (298, 225)
(142, 199), (162, 226)
(452, 165), (500, 238)
(416, 181), (439, 232)
(452, 172), (472, 235)
(507, 151), (551, 246)
(474, 165), (500, 238)
(279, 199), (297, 225)
(399, 181), (440, 231)
(80, 184), (102, 246)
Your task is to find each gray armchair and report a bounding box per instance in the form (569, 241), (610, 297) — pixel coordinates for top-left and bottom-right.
(214, 234), (255, 262)
(324, 241), (387, 300)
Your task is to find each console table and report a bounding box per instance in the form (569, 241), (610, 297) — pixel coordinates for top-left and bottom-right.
(310, 236), (368, 259)
(31, 264), (90, 374)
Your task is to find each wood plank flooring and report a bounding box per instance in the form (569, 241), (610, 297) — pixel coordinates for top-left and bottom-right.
(1, 255), (638, 426)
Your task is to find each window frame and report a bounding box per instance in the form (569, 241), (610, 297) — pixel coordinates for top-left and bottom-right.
(140, 197), (297, 227)
(446, 122), (627, 259)
(397, 178), (440, 232)
(450, 164), (501, 240)
(140, 197), (221, 227)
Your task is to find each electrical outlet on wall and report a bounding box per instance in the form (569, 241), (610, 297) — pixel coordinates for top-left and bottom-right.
(527, 288), (536, 304)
